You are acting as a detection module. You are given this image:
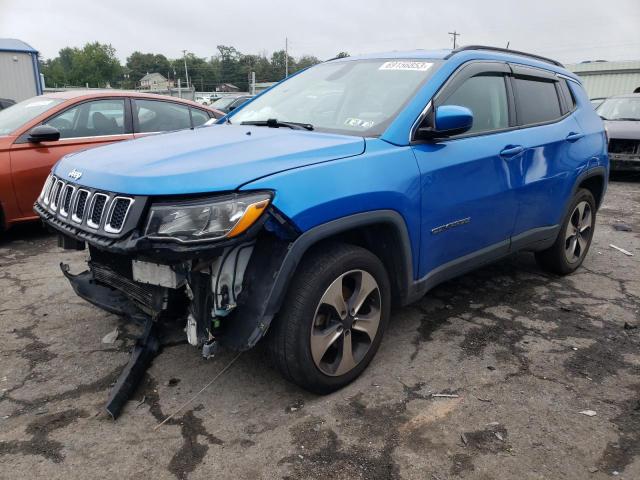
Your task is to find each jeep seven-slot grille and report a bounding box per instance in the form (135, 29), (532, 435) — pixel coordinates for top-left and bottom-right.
(38, 175), (134, 236)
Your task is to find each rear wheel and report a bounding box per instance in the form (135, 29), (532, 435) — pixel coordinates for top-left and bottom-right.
(535, 188), (596, 275)
(268, 243), (390, 393)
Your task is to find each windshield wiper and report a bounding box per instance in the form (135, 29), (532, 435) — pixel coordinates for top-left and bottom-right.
(609, 117), (640, 121)
(241, 118), (314, 131)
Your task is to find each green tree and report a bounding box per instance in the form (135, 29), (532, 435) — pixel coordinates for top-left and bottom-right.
(294, 55), (320, 72)
(75, 42), (122, 87)
(41, 42), (121, 88)
(270, 50), (296, 80)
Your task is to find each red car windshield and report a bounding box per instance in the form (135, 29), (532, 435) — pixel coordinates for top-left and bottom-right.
(0, 96), (65, 135)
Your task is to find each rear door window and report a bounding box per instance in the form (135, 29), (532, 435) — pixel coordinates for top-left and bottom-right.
(134, 100), (192, 133)
(513, 77), (562, 125)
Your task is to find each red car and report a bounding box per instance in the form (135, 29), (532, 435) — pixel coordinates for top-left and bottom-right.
(0, 91), (223, 231)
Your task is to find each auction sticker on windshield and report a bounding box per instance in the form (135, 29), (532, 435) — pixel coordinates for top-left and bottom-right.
(379, 61), (432, 71)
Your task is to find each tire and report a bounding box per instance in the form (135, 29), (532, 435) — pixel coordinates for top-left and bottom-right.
(268, 242), (391, 394)
(535, 188), (596, 275)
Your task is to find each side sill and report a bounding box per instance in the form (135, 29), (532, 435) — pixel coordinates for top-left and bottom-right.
(405, 239), (510, 304)
(404, 224), (560, 305)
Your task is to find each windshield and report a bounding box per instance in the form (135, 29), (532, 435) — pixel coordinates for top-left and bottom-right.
(597, 97), (640, 121)
(0, 96), (65, 135)
(211, 97), (238, 110)
(230, 59), (440, 136)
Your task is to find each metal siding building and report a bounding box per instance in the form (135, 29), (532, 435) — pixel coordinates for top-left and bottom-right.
(0, 38), (43, 102)
(566, 61), (640, 98)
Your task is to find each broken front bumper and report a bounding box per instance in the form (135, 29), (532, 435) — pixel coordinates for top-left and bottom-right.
(609, 153), (640, 172)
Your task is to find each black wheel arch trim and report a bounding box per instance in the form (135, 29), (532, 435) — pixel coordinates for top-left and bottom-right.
(561, 166), (607, 226)
(265, 209), (415, 317)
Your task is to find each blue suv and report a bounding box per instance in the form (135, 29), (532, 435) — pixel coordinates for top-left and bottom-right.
(36, 46), (608, 400)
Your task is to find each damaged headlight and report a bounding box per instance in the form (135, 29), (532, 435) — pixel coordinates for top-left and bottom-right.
(144, 192), (271, 243)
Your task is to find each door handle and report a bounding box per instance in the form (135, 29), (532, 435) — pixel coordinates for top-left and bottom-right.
(565, 132), (584, 142)
(500, 145), (524, 158)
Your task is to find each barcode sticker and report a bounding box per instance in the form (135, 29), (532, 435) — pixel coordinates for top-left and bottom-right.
(379, 61), (433, 71)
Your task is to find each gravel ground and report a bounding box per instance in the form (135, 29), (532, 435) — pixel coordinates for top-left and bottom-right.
(0, 179), (639, 480)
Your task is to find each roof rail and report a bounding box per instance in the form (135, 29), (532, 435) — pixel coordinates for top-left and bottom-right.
(445, 45), (564, 68)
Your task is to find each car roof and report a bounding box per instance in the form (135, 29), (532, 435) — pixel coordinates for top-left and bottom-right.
(330, 47), (579, 82)
(40, 90), (220, 111)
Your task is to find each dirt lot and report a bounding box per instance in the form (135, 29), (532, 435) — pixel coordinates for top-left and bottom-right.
(1, 180), (639, 480)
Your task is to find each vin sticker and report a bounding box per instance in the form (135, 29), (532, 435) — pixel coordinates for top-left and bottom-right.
(379, 61), (432, 71)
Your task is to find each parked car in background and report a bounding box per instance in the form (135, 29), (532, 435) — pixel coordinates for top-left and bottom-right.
(0, 98), (16, 110)
(36, 46), (607, 399)
(211, 95), (253, 113)
(0, 91), (223, 231)
(195, 95), (212, 106)
(597, 94), (640, 171)
(590, 97), (605, 109)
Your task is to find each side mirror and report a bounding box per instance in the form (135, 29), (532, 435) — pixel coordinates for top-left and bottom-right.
(28, 125), (61, 143)
(415, 105), (473, 140)
(228, 105), (236, 111)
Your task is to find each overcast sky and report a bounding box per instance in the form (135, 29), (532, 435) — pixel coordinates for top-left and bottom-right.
(1, 0), (639, 64)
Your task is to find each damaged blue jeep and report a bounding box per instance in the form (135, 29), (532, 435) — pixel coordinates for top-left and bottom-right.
(35, 46), (608, 416)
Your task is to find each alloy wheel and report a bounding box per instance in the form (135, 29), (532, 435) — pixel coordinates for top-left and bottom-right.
(564, 200), (592, 264)
(310, 269), (381, 376)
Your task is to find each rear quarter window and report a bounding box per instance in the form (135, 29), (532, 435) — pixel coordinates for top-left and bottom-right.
(513, 77), (563, 125)
(559, 79), (577, 113)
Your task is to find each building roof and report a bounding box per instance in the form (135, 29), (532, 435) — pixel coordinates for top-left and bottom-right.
(140, 72), (168, 82)
(0, 38), (38, 54)
(566, 60), (640, 74)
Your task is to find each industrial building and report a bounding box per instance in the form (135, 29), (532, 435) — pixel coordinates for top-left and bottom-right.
(0, 38), (43, 102)
(566, 60), (640, 99)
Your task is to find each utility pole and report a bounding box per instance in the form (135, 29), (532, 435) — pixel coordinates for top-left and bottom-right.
(448, 31), (461, 49)
(182, 49), (190, 89)
(285, 37), (289, 78)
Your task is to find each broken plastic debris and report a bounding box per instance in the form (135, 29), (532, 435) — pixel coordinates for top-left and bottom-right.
(612, 223), (632, 232)
(609, 244), (634, 256)
(579, 410), (597, 417)
(101, 327), (119, 344)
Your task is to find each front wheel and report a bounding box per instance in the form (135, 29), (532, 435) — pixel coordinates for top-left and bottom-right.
(268, 243), (390, 394)
(535, 188), (596, 275)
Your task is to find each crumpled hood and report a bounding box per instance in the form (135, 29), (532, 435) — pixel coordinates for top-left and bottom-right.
(53, 125), (365, 195)
(604, 120), (640, 140)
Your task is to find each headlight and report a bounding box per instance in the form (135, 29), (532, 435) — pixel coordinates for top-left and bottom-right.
(144, 192), (271, 243)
